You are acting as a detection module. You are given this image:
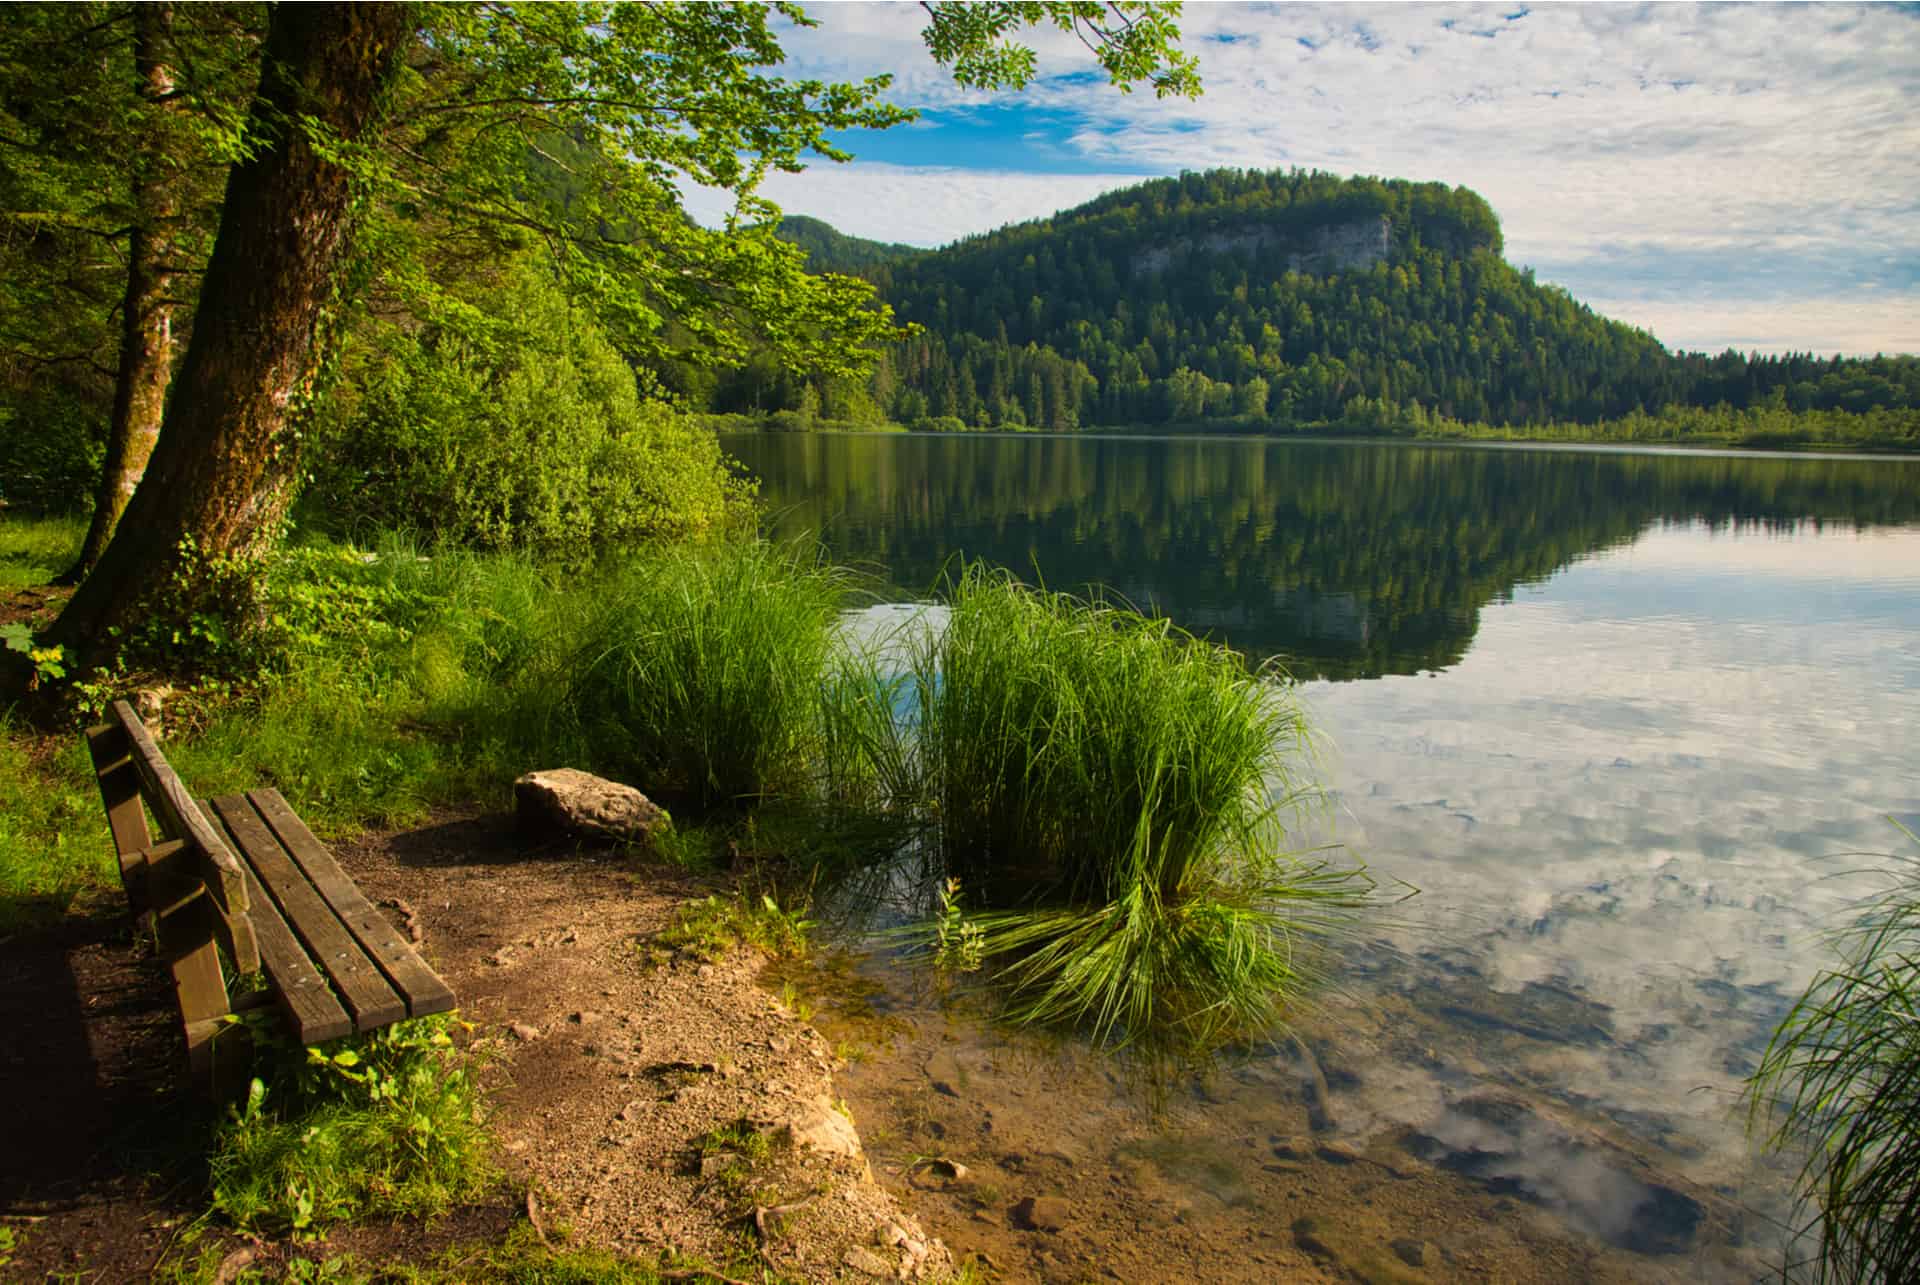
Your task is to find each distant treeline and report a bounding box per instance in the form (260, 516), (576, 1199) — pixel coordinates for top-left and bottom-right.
(678, 168), (1918, 441)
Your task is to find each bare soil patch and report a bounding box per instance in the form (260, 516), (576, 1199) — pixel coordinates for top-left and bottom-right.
(0, 805), (952, 1281)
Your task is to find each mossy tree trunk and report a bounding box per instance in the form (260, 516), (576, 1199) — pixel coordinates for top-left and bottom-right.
(52, 2), (412, 659)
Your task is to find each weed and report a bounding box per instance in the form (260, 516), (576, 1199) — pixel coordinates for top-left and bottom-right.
(655, 890), (814, 964)
(208, 1014), (493, 1234)
(693, 1119), (777, 1200)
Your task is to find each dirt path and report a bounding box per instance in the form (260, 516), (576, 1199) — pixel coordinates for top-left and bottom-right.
(0, 806), (952, 1281)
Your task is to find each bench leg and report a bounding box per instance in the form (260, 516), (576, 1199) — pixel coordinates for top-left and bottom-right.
(155, 889), (244, 1098)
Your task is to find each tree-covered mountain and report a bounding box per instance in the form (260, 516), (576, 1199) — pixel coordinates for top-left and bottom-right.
(775, 215), (922, 275)
(715, 168), (1919, 433)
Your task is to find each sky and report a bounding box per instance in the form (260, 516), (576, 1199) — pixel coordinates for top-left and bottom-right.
(681, 2), (1920, 358)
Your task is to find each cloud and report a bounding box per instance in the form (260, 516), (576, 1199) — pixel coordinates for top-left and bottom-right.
(727, 2), (1920, 355)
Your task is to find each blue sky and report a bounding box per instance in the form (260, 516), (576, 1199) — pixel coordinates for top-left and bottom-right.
(682, 2), (1920, 358)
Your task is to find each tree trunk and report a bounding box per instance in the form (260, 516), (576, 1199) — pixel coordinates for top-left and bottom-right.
(62, 3), (179, 584)
(53, 3), (412, 660)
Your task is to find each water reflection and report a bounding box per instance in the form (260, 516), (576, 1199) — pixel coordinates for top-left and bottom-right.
(733, 435), (1920, 1281)
(725, 432), (1920, 681)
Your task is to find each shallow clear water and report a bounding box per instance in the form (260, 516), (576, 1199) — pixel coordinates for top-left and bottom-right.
(727, 432), (1920, 1280)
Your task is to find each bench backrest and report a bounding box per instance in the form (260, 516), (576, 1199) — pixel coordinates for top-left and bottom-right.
(85, 699), (261, 974)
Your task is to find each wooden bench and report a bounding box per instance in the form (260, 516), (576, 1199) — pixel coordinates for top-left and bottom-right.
(84, 699), (455, 1095)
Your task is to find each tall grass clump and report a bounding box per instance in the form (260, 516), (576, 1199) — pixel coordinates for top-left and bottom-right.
(912, 565), (1372, 1050)
(1748, 823), (1920, 1283)
(555, 540), (858, 811)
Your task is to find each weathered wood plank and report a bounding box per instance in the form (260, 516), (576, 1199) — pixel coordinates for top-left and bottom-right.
(247, 788), (456, 1020)
(151, 890), (237, 1090)
(109, 701), (259, 973)
(85, 722), (154, 913)
(145, 836), (253, 973)
(231, 860), (354, 1044)
(209, 794), (407, 1032)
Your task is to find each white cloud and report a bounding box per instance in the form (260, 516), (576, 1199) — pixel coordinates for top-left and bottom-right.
(737, 2), (1920, 355)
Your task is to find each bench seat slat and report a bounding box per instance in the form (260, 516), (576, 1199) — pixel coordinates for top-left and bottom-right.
(208, 795), (408, 1033)
(247, 789), (457, 1020)
(234, 862), (355, 1044)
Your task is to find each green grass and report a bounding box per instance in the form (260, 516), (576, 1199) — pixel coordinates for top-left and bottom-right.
(0, 727), (116, 932)
(552, 540), (862, 811)
(906, 565), (1374, 1051)
(208, 1014), (493, 1235)
(1748, 823), (1920, 1283)
(0, 512), (84, 591)
(6, 518), (1369, 1065)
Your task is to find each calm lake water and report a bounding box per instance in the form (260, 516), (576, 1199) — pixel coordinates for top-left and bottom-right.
(725, 432), (1920, 1282)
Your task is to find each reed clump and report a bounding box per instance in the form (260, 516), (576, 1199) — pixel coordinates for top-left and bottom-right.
(555, 540), (859, 811)
(908, 565), (1372, 1050)
(1748, 824), (1920, 1283)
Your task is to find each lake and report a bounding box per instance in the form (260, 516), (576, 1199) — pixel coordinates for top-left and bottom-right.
(725, 431), (1920, 1282)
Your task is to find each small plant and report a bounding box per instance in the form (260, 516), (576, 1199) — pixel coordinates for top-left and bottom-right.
(931, 877), (984, 973)
(0, 621), (66, 690)
(656, 889), (815, 963)
(1748, 822), (1920, 1283)
(208, 1013), (492, 1234)
(694, 1119), (777, 1199)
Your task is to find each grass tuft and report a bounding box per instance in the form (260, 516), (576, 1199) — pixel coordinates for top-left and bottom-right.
(1748, 822), (1920, 1283)
(906, 564), (1374, 1051)
(554, 540), (859, 812)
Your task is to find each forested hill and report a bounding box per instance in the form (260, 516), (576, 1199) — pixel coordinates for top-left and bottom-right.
(775, 215), (922, 275)
(718, 169), (1918, 434)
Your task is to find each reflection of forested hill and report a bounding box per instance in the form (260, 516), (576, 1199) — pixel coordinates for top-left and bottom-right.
(726, 435), (1920, 681)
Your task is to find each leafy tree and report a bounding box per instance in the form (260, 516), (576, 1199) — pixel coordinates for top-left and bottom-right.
(46, 0), (1200, 665)
(0, 2), (254, 556)
(306, 257), (750, 556)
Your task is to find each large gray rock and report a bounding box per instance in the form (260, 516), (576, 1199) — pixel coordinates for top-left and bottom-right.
(514, 768), (671, 849)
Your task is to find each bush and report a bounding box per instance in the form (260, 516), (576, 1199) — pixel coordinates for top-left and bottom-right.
(305, 261), (751, 560)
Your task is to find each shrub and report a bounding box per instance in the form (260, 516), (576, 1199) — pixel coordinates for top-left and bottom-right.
(305, 260), (751, 560)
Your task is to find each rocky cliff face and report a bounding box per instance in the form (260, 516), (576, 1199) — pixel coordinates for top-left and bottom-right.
(1130, 214), (1391, 278)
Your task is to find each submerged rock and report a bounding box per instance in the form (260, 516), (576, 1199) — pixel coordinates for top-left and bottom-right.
(514, 768), (671, 848)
